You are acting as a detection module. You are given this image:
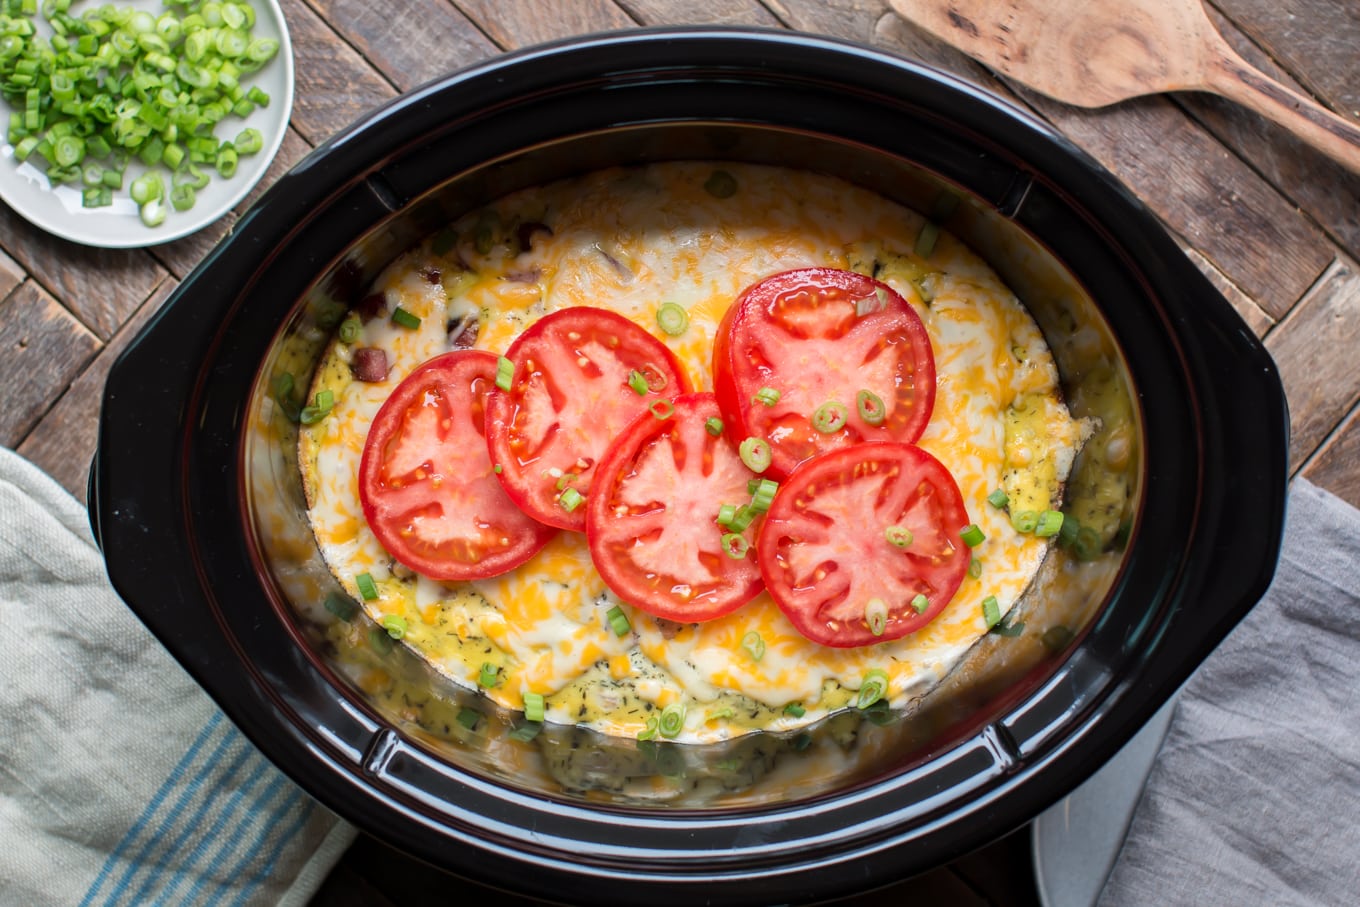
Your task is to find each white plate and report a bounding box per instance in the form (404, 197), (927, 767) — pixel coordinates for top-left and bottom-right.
(0, 0), (293, 248)
(1031, 696), (1178, 907)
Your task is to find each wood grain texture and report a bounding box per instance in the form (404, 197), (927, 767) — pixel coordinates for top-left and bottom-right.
(1181, 7), (1360, 261)
(767, 0), (888, 44)
(617, 0), (782, 27)
(451, 0), (636, 49)
(1303, 400), (1360, 508)
(1264, 257), (1360, 472)
(280, 0), (398, 144)
(0, 204), (169, 342)
(1180, 243), (1274, 337)
(1013, 89), (1331, 319)
(0, 248), (22, 301)
(0, 281), (102, 447)
(306, 0), (499, 92)
(17, 281), (178, 502)
(1212, 0), (1360, 123)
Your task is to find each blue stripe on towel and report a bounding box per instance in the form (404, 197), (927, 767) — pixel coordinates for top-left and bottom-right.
(150, 749), (276, 907)
(126, 736), (261, 905)
(228, 796), (316, 907)
(79, 711), (225, 907)
(182, 768), (294, 905)
(98, 722), (240, 907)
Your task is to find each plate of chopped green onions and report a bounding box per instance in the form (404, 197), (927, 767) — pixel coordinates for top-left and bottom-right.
(0, 0), (292, 247)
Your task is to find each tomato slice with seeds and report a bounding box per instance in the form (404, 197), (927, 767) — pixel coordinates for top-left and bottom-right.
(359, 350), (557, 581)
(713, 267), (936, 480)
(756, 442), (970, 648)
(587, 393), (765, 621)
(486, 306), (692, 532)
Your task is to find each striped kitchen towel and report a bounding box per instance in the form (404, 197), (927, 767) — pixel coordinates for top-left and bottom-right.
(0, 446), (355, 906)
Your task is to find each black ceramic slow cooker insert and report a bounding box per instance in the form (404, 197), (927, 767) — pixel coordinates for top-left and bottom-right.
(90, 29), (1288, 906)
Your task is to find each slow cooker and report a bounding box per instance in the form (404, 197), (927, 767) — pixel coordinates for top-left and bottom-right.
(89, 29), (1288, 905)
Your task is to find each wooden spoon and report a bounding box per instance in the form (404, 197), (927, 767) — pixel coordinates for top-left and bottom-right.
(888, 0), (1360, 173)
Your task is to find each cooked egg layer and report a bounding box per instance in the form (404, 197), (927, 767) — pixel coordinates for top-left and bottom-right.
(298, 162), (1088, 744)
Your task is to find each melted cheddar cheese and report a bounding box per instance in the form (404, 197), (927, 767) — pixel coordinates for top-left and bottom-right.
(299, 162), (1089, 744)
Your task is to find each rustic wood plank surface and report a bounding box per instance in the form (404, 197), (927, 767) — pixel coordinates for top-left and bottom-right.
(2, 0), (1357, 904)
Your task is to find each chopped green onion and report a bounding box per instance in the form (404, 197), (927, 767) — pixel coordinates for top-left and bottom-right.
(703, 169), (737, 199)
(915, 221), (941, 258)
(493, 464), (503, 474)
(658, 703), (686, 738)
(368, 628), (393, 656)
(753, 386), (780, 407)
(1011, 510), (1040, 533)
(356, 572), (378, 601)
(380, 614), (407, 639)
(783, 702), (806, 718)
(637, 715), (659, 741)
(338, 315), (361, 344)
(734, 632), (763, 664)
(987, 488), (1009, 509)
(726, 504), (757, 533)
(749, 478), (778, 513)
(605, 604), (631, 637)
(656, 302), (688, 335)
(992, 617), (1025, 638)
(522, 691), (546, 723)
(233, 126), (262, 155)
(716, 503), (737, 527)
(960, 523), (986, 547)
(648, 399), (674, 420)
(856, 669), (889, 709)
(1057, 514), (1081, 547)
(455, 707), (480, 731)
(390, 306), (421, 330)
(299, 389), (335, 424)
(884, 525), (913, 548)
(627, 369), (648, 395)
(509, 721), (543, 742)
(1041, 625), (1075, 653)
(982, 595), (1001, 629)
(856, 389), (886, 425)
(1035, 509), (1065, 538)
(707, 707), (734, 722)
(811, 401), (849, 433)
(477, 662), (499, 688)
(968, 556), (982, 579)
(721, 532), (749, 559)
(910, 593), (929, 614)
(323, 592), (357, 622)
(140, 198), (167, 228)
(495, 356), (514, 391)
(865, 598), (888, 637)
(169, 183), (195, 212)
(1073, 526), (1104, 561)
(554, 473), (576, 492)
(739, 437), (771, 473)
(558, 486), (583, 513)
(704, 416), (724, 436)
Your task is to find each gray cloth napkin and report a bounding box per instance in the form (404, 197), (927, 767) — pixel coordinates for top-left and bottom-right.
(0, 446), (356, 906)
(1099, 477), (1360, 906)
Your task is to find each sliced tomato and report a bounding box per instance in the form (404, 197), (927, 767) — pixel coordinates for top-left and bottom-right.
(713, 267), (936, 480)
(587, 393), (765, 621)
(359, 350), (557, 581)
(485, 306), (692, 532)
(756, 442), (970, 647)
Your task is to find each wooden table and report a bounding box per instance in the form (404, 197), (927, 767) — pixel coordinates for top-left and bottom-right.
(4, 0), (1357, 903)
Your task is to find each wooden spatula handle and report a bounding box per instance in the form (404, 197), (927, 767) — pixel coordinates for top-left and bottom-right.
(1208, 47), (1360, 174)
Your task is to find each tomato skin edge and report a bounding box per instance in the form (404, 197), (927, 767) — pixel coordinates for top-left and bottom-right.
(358, 350), (558, 583)
(712, 267), (937, 482)
(755, 441), (971, 648)
(484, 306), (693, 533)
